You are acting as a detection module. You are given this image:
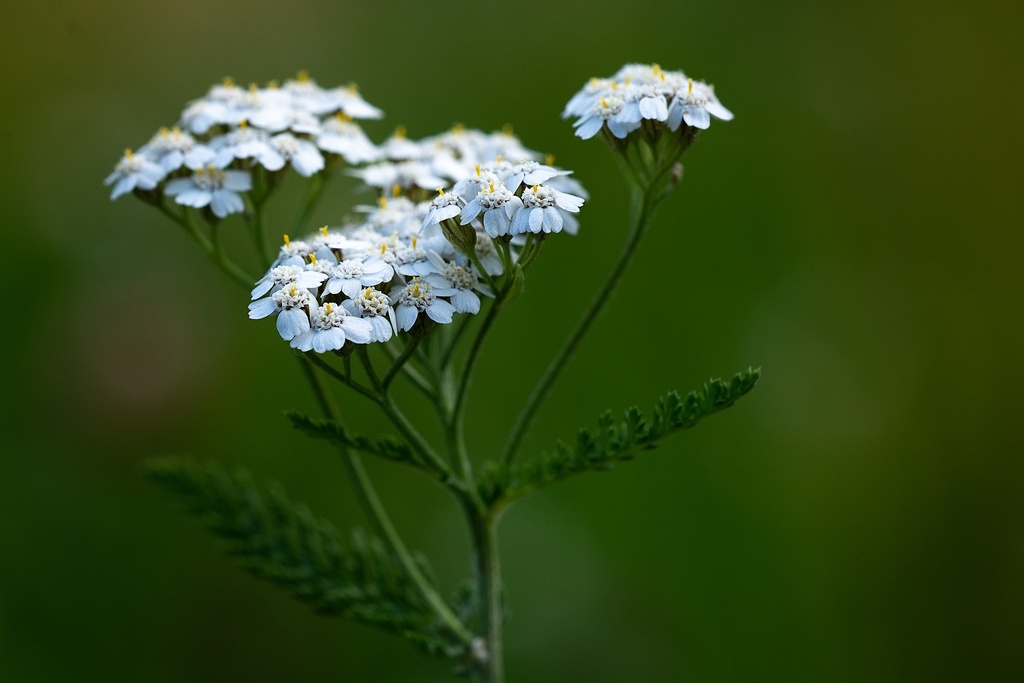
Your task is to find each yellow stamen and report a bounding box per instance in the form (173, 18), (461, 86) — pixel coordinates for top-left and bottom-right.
(222, 77), (235, 87)
(380, 243), (387, 255)
(124, 148), (134, 159)
(437, 187), (445, 196)
(611, 81), (618, 91)
(283, 234), (291, 248)
(325, 303), (333, 314)
(474, 164), (481, 176)
(239, 119), (248, 129)
(496, 155), (503, 163)
(391, 184), (401, 198)
(266, 79), (279, 89)
(158, 127), (169, 137)
(347, 82), (359, 93)
(319, 225), (329, 238)
(411, 236), (418, 249)
(451, 123), (465, 134)
(600, 97), (608, 108)
(297, 70), (310, 82)
(624, 77), (632, 86)
(309, 253), (318, 266)
(688, 78), (693, 95)
(378, 196), (388, 209)
(289, 285), (297, 296)
(335, 111), (353, 123)
(545, 154), (555, 166)
(363, 288), (372, 298)
(502, 123), (513, 136)
(171, 126), (181, 136)
(394, 125), (406, 139)
(249, 83), (258, 94)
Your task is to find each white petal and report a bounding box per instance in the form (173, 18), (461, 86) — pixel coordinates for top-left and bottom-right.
(396, 304), (417, 331)
(425, 300), (455, 324)
(277, 308), (310, 340)
(342, 318), (374, 344)
(248, 297), (278, 319)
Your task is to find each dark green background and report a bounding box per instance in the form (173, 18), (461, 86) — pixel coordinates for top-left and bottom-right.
(2, 1), (1021, 681)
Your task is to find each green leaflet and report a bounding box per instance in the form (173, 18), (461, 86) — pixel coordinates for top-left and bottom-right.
(479, 368), (760, 504)
(145, 457), (467, 659)
(286, 411), (427, 471)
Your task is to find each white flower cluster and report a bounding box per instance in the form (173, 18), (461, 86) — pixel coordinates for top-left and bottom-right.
(104, 73), (383, 217)
(355, 126), (588, 238)
(564, 63), (733, 140)
(249, 126), (587, 353)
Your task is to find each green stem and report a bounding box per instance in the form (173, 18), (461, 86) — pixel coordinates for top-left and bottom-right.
(451, 290), (506, 483)
(466, 506), (504, 683)
(156, 203), (254, 290)
(383, 335), (423, 390)
(501, 181), (663, 467)
(298, 358), (472, 646)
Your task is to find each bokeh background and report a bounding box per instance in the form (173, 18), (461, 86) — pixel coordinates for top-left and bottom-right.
(2, 1), (1021, 681)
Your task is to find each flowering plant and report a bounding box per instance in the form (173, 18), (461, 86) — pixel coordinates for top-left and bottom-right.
(108, 64), (758, 682)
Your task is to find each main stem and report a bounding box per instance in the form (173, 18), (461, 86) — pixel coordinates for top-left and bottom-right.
(501, 182), (657, 465)
(466, 505), (503, 683)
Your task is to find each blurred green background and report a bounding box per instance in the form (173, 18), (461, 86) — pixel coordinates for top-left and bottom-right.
(2, 0), (1022, 681)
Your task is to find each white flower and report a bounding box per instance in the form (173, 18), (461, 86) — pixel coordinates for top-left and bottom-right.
(460, 180), (523, 238)
(137, 127), (201, 173)
(269, 133), (325, 176)
(634, 84), (670, 122)
(250, 264), (328, 300)
(273, 234), (312, 267)
(342, 287), (397, 342)
(352, 161), (446, 192)
(316, 114), (381, 163)
(393, 278), (455, 331)
(210, 122), (282, 170)
(325, 256), (394, 298)
(247, 284), (314, 341)
(568, 65), (733, 137)
(424, 252), (489, 315)
(500, 160), (568, 193)
(329, 84), (384, 120)
(573, 96), (641, 140)
(105, 149), (167, 200)
(562, 77), (613, 119)
(510, 185), (584, 235)
(378, 127), (426, 161)
(290, 302), (374, 353)
(420, 189), (463, 231)
(163, 164), (251, 218)
(666, 78), (734, 131)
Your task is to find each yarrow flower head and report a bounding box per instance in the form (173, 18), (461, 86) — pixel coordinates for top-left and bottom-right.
(105, 72), (384, 217)
(565, 63), (733, 141)
(244, 124), (586, 353)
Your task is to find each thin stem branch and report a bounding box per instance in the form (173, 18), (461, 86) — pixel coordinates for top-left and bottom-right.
(383, 335), (422, 390)
(298, 358), (472, 646)
(501, 181), (662, 467)
(156, 202), (254, 290)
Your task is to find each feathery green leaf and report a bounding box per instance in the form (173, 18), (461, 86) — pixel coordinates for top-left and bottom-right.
(145, 457), (469, 658)
(479, 368), (760, 504)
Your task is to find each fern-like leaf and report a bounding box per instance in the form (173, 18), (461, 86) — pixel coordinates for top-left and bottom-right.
(146, 457), (468, 658)
(479, 368), (760, 504)
(286, 411), (438, 476)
